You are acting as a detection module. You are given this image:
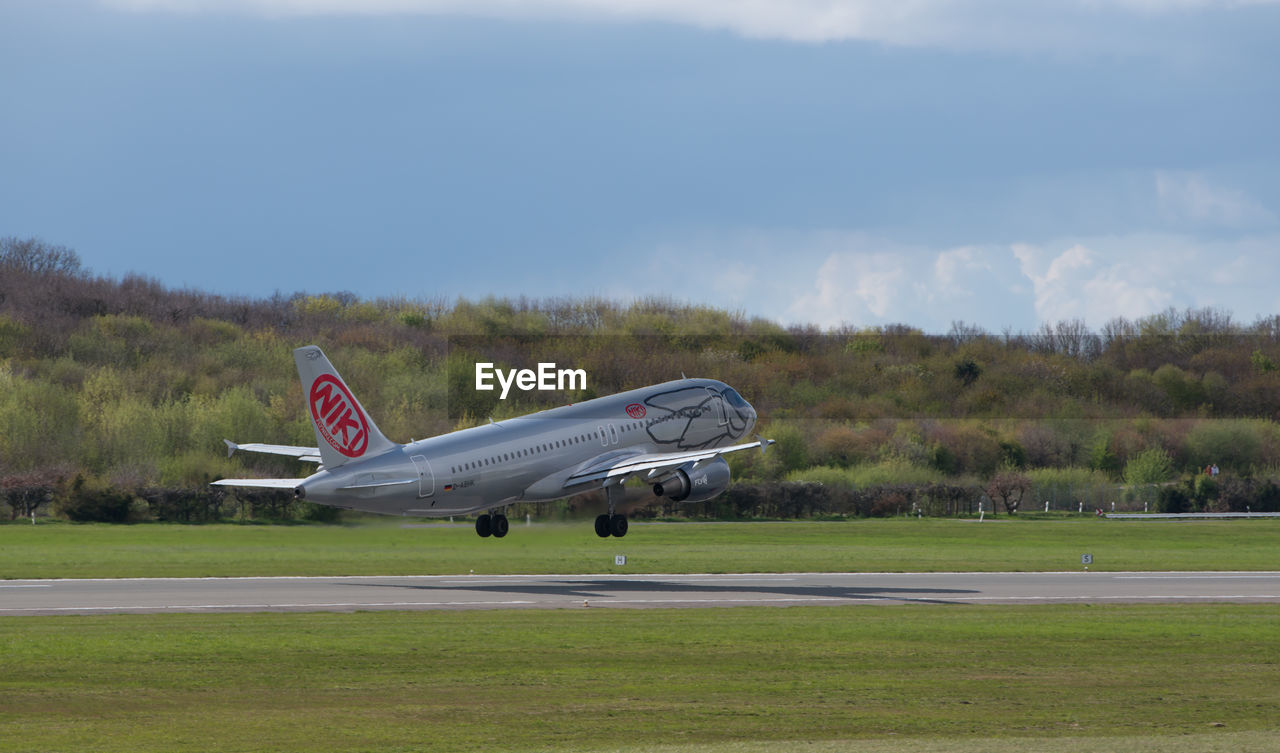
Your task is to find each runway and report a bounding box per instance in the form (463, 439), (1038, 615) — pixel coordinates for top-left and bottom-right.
(3, 571), (1280, 615)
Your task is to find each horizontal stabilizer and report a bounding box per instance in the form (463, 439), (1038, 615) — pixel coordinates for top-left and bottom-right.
(224, 439), (322, 464)
(211, 478), (306, 490)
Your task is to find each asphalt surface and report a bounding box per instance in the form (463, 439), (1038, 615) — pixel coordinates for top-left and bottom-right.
(3, 572), (1280, 615)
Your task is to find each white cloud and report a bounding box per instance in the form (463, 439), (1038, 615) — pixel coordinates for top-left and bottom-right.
(98, 0), (1280, 48)
(788, 250), (908, 326)
(933, 246), (985, 291)
(1014, 242), (1172, 322)
(1009, 234), (1280, 325)
(1155, 171), (1275, 228)
(632, 229), (1280, 331)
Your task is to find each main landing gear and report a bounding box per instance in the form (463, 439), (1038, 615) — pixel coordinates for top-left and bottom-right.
(475, 511), (509, 538)
(594, 513), (628, 538)
(595, 482), (628, 538)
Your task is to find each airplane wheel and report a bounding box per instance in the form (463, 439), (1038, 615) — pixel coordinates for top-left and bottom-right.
(475, 514), (492, 538)
(609, 514), (628, 538)
(491, 514), (509, 538)
(594, 514), (611, 538)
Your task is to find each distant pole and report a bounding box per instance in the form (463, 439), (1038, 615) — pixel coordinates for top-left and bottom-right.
(1044, 501), (1049, 513)
(526, 514), (531, 526)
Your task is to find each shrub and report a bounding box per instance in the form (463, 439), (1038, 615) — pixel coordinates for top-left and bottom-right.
(811, 424), (876, 467)
(769, 423), (811, 475)
(1025, 467), (1114, 510)
(1193, 475), (1219, 506)
(1157, 484), (1192, 513)
(1124, 448), (1175, 485)
(1185, 420), (1265, 471)
(784, 461), (944, 488)
(138, 485), (226, 523)
(56, 475), (137, 522)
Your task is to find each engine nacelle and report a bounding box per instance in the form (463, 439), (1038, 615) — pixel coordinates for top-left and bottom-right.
(652, 457), (731, 503)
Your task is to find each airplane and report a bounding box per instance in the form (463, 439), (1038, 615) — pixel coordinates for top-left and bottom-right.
(214, 345), (772, 538)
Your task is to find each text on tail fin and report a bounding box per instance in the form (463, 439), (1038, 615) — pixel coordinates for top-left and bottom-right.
(309, 374), (370, 458)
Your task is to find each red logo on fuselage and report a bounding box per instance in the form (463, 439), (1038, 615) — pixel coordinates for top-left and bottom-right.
(625, 403), (646, 419)
(309, 374), (369, 458)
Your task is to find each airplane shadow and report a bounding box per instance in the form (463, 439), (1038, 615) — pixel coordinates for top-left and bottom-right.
(342, 579), (977, 605)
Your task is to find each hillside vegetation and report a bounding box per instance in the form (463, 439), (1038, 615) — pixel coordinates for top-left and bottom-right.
(3, 237), (1280, 521)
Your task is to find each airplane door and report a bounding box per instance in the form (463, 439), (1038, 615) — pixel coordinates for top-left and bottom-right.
(707, 389), (729, 426)
(608, 423), (619, 445)
(410, 455), (434, 498)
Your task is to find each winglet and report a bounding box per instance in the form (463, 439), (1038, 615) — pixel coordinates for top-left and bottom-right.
(755, 435), (774, 455)
(224, 439), (239, 459)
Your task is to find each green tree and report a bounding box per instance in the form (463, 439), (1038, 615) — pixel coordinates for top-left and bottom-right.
(1123, 448), (1174, 486)
(953, 357), (982, 387)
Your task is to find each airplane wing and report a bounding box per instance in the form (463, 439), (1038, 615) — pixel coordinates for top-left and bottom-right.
(565, 438), (774, 487)
(223, 439), (322, 464)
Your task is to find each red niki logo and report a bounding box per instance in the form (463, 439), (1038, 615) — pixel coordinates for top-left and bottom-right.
(309, 374), (370, 458)
(625, 403), (646, 419)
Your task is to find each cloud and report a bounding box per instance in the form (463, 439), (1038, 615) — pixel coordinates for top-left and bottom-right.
(786, 243), (1040, 329)
(637, 231), (1035, 330)
(933, 246), (987, 291)
(788, 250), (908, 325)
(1014, 241), (1176, 323)
(1155, 171), (1276, 228)
(98, 0), (1280, 48)
(634, 228), (1280, 331)
(1010, 234), (1280, 325)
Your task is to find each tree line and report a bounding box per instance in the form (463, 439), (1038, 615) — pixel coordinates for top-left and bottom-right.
(3, 236), (1280, 521)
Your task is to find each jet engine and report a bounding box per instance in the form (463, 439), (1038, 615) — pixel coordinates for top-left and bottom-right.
(652, 456), (731, 503)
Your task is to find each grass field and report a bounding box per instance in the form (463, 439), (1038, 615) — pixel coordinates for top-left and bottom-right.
(1, 604), (1276, 753)
(2, 517), (1279, 579)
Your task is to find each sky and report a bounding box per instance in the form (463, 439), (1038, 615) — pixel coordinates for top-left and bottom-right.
(3, 0), (1279, 332)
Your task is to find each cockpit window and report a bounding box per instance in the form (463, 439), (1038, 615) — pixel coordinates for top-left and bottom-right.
(724, 388), (750, 409)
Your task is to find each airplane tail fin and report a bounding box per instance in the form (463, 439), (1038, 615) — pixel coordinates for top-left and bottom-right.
(294, 345), (399, 469)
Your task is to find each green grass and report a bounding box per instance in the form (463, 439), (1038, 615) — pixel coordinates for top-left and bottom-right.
(1, 605), (1276, 752)
(2, 518), (1279, 579)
